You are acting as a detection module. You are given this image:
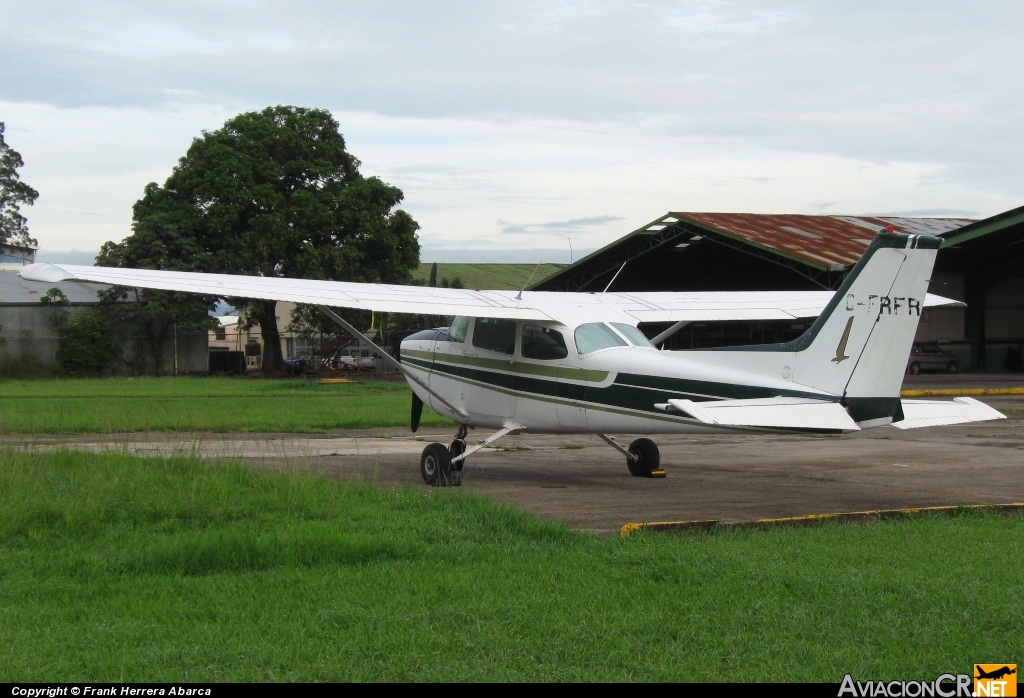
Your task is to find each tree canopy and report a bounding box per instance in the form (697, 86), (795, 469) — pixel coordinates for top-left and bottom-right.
(101, 106), (420, 372)
(0, 122), (39, 248)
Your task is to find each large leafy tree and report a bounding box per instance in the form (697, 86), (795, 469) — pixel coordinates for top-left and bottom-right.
(96, 198), (218, 375)
(103, 106), (420, 372)
(0, 121), (39, 247)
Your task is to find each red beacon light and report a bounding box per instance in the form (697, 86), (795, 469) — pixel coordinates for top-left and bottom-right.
(880, 225), (896, 234)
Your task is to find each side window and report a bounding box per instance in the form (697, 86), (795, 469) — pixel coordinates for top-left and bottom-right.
(521, 324), (568, 360)
(574, 323), (628, 354)
(472, 318), (517, 355)
(449, 316), (470, 343)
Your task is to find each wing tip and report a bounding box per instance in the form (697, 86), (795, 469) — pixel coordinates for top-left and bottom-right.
(19, 263), (75, 283)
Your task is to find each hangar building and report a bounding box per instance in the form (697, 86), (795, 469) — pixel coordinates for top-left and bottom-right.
(531, 205), (1024, 371)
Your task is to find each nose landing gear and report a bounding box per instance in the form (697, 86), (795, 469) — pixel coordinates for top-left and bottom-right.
(598, 434), (666, 478)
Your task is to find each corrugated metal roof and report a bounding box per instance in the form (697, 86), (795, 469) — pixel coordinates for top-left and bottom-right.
(0, 271), (108, 305)
(672, 213), (974, 269)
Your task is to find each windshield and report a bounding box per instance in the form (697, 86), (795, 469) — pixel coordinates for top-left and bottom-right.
(574, 323), (628, 354)
(610, 323), (655, 348)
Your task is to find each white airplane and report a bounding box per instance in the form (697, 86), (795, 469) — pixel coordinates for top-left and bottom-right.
(20, 230), (1004, 486)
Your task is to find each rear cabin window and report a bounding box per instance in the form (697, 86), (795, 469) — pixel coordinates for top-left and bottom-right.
(574, 322), (628, 354)
(449, 316), (470, 343)
(472, 318), (517, 355)
(521, 325), (568, 360)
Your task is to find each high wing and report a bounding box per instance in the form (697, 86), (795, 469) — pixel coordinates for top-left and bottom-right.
(18, 263), (961, 325)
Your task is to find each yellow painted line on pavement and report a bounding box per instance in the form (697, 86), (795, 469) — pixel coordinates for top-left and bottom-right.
(619, 502), (1024, 537)
(900, 387), (1024, 397)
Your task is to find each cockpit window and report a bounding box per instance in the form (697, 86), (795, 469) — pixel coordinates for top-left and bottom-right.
(521, 324), (568, 360)
(449, 316), (470, 343)
(472, 318), (517, 355)
(611, 323), (655, 348)
(574, 322), (628, 354)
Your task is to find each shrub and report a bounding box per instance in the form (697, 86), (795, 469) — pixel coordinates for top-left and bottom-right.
(56, 310), (120, 377)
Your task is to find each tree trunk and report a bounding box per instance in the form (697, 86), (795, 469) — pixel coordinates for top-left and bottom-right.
(146, 320), (169, 376)
(257, 300), (285, 373)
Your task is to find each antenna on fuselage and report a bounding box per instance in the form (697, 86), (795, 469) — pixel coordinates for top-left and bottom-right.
(515, 260), (544, 301)
(602, 260), (628, 294)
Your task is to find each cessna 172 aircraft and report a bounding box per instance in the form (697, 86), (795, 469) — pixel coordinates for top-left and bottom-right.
(19, 229), (1004, 486)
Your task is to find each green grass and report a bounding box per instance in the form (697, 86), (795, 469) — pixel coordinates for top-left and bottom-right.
(0, 376), (451, 433)
(1, 449), (1021, 681)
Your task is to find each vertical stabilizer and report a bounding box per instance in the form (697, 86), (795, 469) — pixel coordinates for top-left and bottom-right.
(789, 232), (940, 424)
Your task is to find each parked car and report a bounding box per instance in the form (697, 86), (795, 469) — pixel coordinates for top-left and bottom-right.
(327, 347), (376, 370)
(907, 343), (959, 374)
(283, 357), (310, 375)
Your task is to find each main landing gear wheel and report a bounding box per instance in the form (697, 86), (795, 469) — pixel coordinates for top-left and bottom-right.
(420, 443), (454, 487)
(446, 438), (466, 470)
(447, 438), (466, 487)
(627, 438), (661, 478)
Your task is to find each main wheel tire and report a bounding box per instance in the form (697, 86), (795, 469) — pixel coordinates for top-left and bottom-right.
(947, 361), (958, 374)
(449, 438), (467, 471)
(447, 438), (466, 487)
(909, 362), (921, 376)
(420, 443), (452, 487)
(627, 438), (660, 477)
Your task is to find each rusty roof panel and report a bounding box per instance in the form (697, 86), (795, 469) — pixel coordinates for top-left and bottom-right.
(672, 213), (974, 269)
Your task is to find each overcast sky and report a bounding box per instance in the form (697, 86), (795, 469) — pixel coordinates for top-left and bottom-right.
(2, 0), (1022, 263)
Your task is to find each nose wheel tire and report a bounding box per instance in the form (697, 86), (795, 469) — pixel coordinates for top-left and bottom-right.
(627, 438), (660, 477)
(908, 362), (920, 375)
(420, 443), (457, 487)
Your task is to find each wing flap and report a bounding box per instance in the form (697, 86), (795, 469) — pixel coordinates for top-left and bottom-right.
(667, 397), (860, 431)
(893, 397), (1006, 429)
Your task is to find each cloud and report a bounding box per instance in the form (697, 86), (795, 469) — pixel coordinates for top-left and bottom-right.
(499, 215), (625, 235)
(3, 2), (1023, 254)
(870, 208), (980, 217)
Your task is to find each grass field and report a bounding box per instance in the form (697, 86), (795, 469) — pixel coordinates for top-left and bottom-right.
(0, 376), (451, 433)
(1, 449), (1021, 681)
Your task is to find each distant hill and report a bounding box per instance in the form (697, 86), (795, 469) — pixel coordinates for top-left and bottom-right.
(412, 263), (564, 291)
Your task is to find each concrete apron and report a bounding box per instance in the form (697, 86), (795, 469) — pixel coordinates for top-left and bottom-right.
(8, 395), (1024, 537)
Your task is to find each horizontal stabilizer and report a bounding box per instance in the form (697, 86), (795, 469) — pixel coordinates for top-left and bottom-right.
(892, 397), (1006, 430)
(666, 397), (860, 431)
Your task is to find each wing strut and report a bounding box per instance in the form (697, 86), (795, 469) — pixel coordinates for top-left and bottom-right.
(649, 320), (690, 347)
(316, 305), (469, 420)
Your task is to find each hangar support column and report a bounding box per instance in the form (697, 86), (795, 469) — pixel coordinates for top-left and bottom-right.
(964, 274), (988, 371)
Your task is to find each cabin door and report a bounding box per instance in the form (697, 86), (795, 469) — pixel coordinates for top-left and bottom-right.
(462, 318), (516, 425)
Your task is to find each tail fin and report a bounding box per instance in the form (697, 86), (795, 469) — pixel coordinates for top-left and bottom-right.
(791, 231), (940, 424)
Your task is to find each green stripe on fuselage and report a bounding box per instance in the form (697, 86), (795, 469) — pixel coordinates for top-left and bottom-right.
(402, 348), (609, 382)
(401, 353), (835, 420)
